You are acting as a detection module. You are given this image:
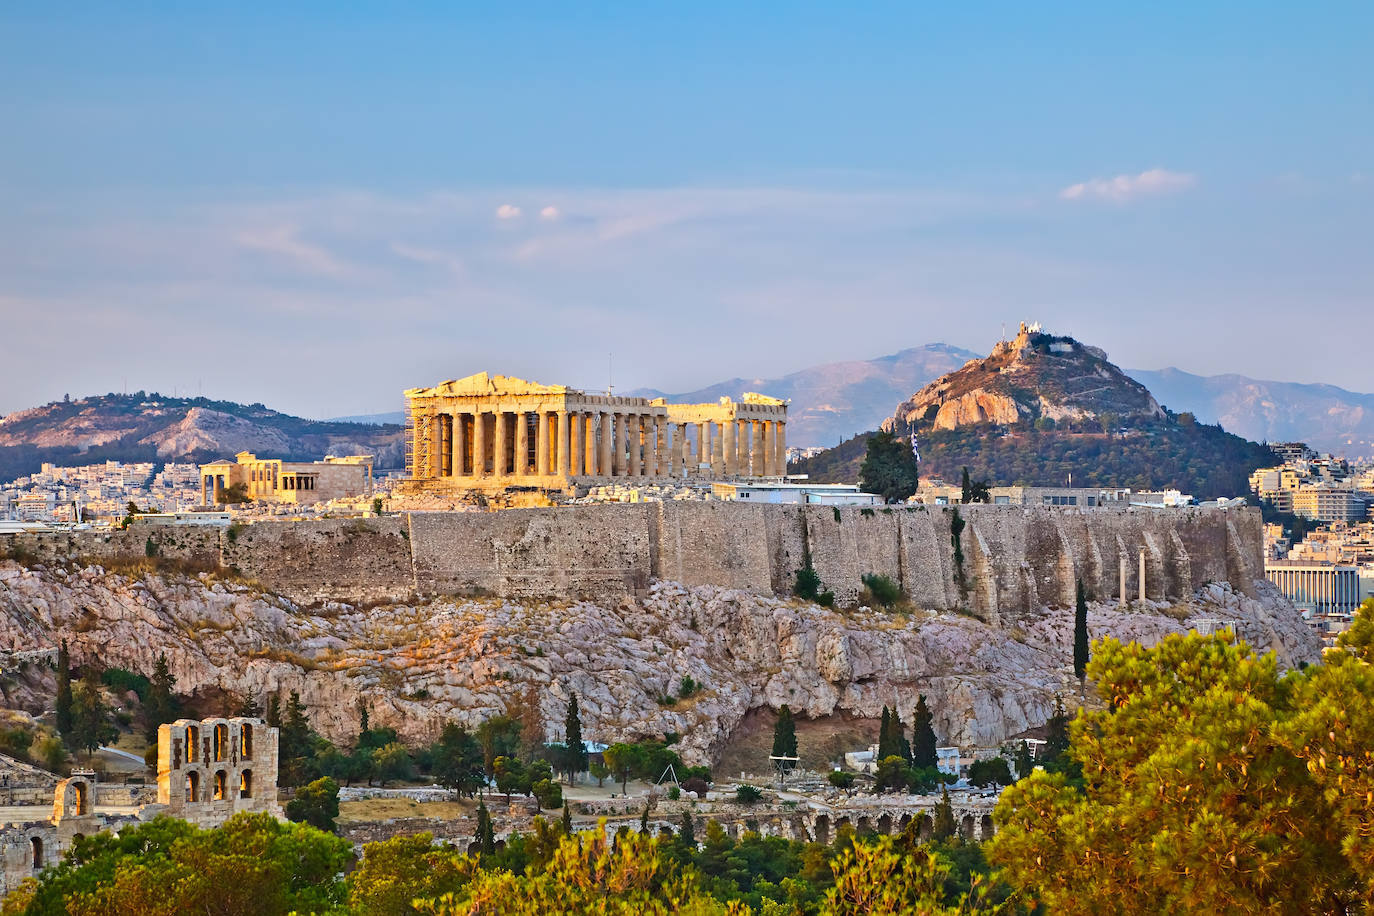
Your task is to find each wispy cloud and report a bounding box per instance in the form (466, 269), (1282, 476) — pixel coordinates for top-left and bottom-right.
(1059, 168), (1196, 203)
(233, 225), (351, 275)
(391, 242), (466, 277)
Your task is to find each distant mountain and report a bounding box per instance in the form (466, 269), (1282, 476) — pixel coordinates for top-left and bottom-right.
(0, 393), (405, 481)
(329, 411), (406, 426)
(628, 344), (979, 447)
(1126, 368), (1374, 458)
(795, 326), (1274, 500)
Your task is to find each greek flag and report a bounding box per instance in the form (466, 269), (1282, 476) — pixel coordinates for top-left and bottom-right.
(910, 433), (920, 463)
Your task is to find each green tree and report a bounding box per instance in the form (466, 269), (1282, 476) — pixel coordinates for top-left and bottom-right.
(1042, 696), (1070, 766)
(932, 786), (956, 841)
(236, 688), (263, 718)
(494, 755), (528, 800)
(284, 776), (340, 833)
(794, 559), (822, 601)
(475, 714), (521, 777)
(561, 802), (574, 836)
(1013, 740), (1033, 780)
(69, 679), (116, 759)
(588, 760), (610, 788)
(771, 705), (798, 772)
(874, 755), (912, 793)
(347, 833), (470, 916)
(858, 430), (920, 504)
(372, 742), (414, 787)
(433, 722), (485, 798)
(960, 466), (991, 503)
(55, 640), (73, 737)
(602, 742), (644, 795)
(143, 653), (178, 742)
(474, 799), (496, 856)
(967, 757), (1013, 788)
(828, 770), (856, 790)
(990, 632), (1356, 914)
(1073, 578), (1090, 682)
(563, 692), (588, 784)
(825, 835), (1002, 916)
(911, 694), (938, 770)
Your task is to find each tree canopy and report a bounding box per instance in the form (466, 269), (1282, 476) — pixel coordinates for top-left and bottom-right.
(858, 430), (919, 503)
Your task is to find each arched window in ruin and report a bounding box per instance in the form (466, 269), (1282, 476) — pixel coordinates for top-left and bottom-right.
(213, 770), (227, 801)
(187, 725), (199, 762)
(960, 814), (975, 840)
(31, 836), (42, 869)
(980, 814), (994, 840)
(73, 782), (88, 816)
(240, 770), (253, 799)
(877, 813), (893, 835)
(240, 723), (253, 760)
(187, 771), (200, 802)
(813, 814), (830, 845)
(213, 724), (228, 762)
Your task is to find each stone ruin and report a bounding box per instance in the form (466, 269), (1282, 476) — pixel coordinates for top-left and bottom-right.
(0, 717), (279, 898)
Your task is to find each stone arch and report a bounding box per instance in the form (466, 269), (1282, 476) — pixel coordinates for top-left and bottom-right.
(240, 770), (253, 799)
(213, 724), (229, 762)
(813, 814), (830, 845)
(187, 725), (200, 762)
(835, 816), (851, 835)
(187, 770), (200, 802)
(241, 723), (254, 760)
(857, 815), (873, 835)
(898, 813), (912, 831)
(877, 813), (893, 835)
(466, 841), (480, 855)
(73, 781), (89, 816)
(917, 813), (932, 839)
(213, 770), (227, 801)
(960, 814), (975, 840)
(31, 836), (43, 869)
(980, 814), (994, 840)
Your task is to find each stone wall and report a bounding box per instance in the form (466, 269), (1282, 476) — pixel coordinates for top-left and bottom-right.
(2, 504), (1263, 621)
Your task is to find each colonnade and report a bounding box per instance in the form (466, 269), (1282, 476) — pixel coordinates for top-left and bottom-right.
(1265, 564), (1362, 614)
(416, 408), (787, 480)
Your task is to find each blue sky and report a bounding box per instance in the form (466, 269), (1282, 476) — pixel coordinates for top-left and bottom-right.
(1, 2), (1370, 419)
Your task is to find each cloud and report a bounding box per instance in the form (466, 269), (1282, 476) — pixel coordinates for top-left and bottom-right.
(1059, 168), (1196, 203)
(391, 242), (466, 277)
(539, 205), (560, 221)
(233, 225), (351, 275)
(495, 204), (522, 219)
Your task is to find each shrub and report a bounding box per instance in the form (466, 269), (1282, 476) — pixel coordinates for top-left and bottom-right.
(532, 778), (563, 809)
(734, 784), (763, 804)
(817, 590), (836, 608)
(861, 573), (902, 607)
(678, 676), (699, 698)
(828, 770), (856, 790)
(794, 562), (821, 601)
(682, 777), (710, 799)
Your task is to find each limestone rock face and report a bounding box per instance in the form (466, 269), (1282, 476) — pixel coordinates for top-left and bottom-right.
(0, 562), (1318, 765)
(931, 391), (1027, 430)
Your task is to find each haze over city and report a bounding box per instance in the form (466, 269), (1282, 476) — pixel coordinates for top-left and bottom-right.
(1, 3), (1371, 419)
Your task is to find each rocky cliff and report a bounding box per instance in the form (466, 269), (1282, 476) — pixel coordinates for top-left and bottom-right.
(0, 561), (1319, 764)
(884, 324), (1164, 434)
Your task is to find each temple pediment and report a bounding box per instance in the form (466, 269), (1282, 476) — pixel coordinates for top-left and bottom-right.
(405, 372), (572, 399)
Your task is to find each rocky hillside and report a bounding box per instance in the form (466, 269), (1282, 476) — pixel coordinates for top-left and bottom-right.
(885, 324), (1163, 434)
(0, 393), (404, 480)
(0, 561), (1318, 765)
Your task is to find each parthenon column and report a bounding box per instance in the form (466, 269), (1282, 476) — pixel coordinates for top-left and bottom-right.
(557, 411), (571, 477)
(611, 412), (626, 476)
(737, 421), (749, 475)
(724, 420), (737, 476)
(656, 418), (668, 475)
(627, 415), (642, 476)
(711, 421), (725, 476)
(776, 420), (787, 476)
(494, 411), (509, 477)
(599, 412), (612, 478)
(515, 411), (529, 476)
(696, 423), (707, 468)
(569, 410), (583, 477)
(758, 422), (769, 480)
(535, 410), (549, 476)
(584, 413), (597, 476)
(473, 411), (488, 477)
(643, 417), (658, 477)
(453, 412), (468, 476)
(1139, 547), (1147, 602)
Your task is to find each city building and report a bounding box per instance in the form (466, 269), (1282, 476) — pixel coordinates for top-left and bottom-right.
(199, 452), (374, 506)
(1290, 484), (1370, 523)
(400, 372), (789, 495)
(710, 482), (882, 506)
(916, 484), (1134, 508)
(1264, 560), (1363, 615)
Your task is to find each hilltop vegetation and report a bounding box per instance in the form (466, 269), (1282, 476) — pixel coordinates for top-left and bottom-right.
(796, 413), (1274, 500)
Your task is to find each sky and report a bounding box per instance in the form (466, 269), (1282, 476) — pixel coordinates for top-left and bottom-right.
(1, 2), (1370, 420)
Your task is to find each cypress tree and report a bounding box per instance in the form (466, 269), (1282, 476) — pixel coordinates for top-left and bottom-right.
(236, 688), (262, 718)
(891, 707), (911, 763)
(1074, 578), (1090, 683)
(911, 695), (938, 769)
(680, 811), (696, 847)
(561, 801), (573, 836)
(961, 466), (973, 504)
(55, 640), (73, 737)
(564, 693), (587, 784)
(877, 706), (894, 759)
(772, 705), (798, 772)
(932, 786), (957, 840)
(144, 653), (177, 742)
(475, 800), (495, 855)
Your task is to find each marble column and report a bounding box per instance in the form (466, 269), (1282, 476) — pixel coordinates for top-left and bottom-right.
(535, 410), (548, 476)
(776, 421), (787, 476)
(474, 411), (488, 477)
(752, 420), (766, 477)
(1139, 548), (1146, 602)
(696, 423), (707, 468)
(515, 411), (529, 476)
(711, 421), (725, 477)
(724, 420), (737, 476)
(569, 411), (583, 477)
(643, 417), (658, 477)
(584, 414), (597, 477)
(612, 412), (626, 476)
(627, 415), (642, 476)
(1119, 553), (1127, 604)
(655, 417), (668, 475)
(557, 411), (571, 477)
(453, 412), (467, 476)
(599, 412), (612, 478)
(494, 411), (509, 477)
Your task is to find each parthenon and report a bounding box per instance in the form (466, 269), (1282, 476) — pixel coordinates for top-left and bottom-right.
(400, 373), (788, 493)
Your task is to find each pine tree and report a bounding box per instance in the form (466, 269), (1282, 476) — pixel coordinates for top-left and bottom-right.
(932, 786), (956, 840)
(475, 800), (495, 855)
(236, 688), (262, 718)
(772, 705), (798, 772)
(55, 640), (73, 737)
(911, 695), (938, 770)
(1045, 696), (1071, 765)
(564, 693), (587, 784)
(1074, 578), (1090, 683)
(561, 801), (573, 836)
(144, 653), (177, 742)
(70, 679), (116, 759)
(858, 430), (920, 504)
(266, 694), (282, 728)
(680, 811), (695, 848)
